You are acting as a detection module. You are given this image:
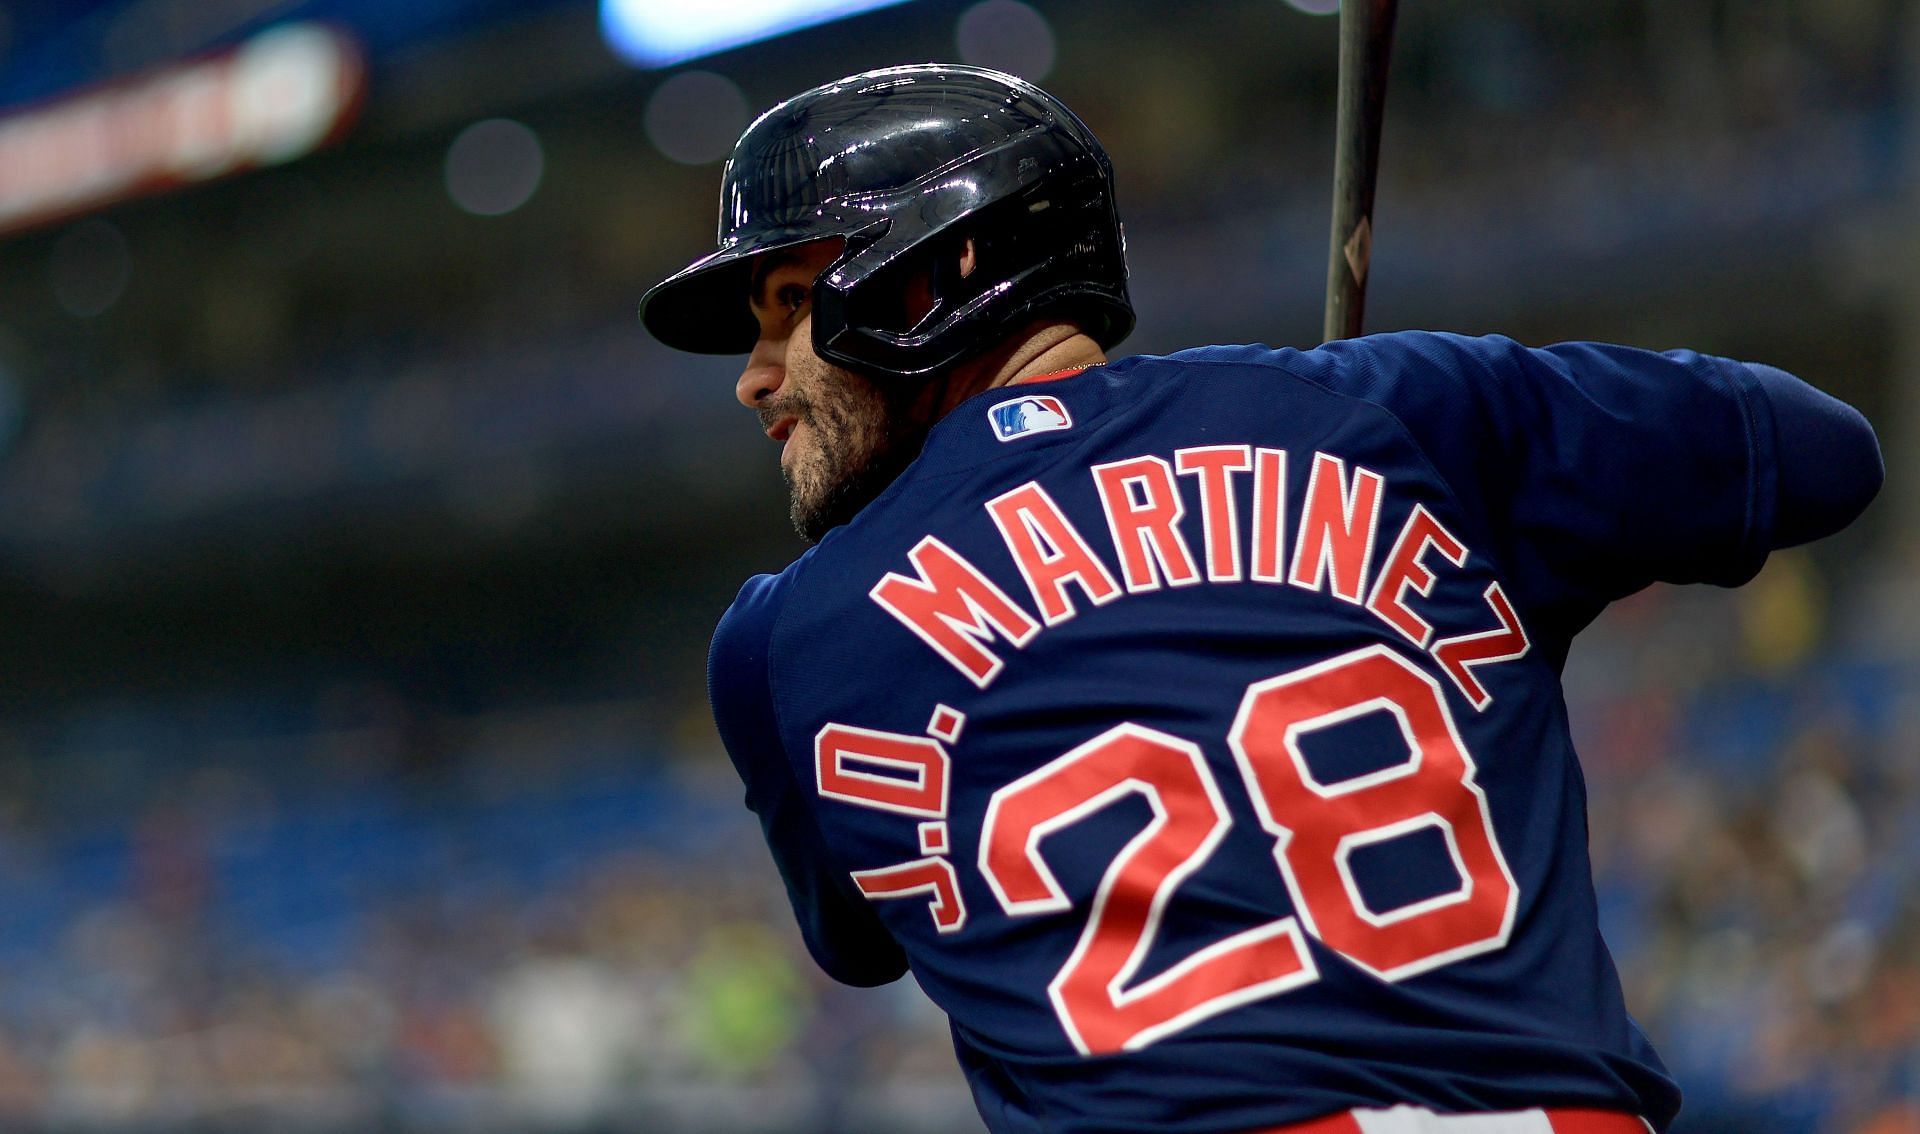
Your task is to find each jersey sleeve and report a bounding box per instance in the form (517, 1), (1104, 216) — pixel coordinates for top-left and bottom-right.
(1311, 331), (1880, 618)
(708, 571), (909, 987)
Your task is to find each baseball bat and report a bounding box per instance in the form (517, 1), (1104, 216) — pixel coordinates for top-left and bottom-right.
(1322, 0), (1400, 343)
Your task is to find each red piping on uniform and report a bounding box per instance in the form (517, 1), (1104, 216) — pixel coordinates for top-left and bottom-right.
(1011, 366), (1089, 385)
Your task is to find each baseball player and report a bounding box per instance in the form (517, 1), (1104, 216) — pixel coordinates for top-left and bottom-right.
(639, 65), (1883, 1134)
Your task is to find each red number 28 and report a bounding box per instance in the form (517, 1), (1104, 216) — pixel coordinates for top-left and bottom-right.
(979, 645), (1517, 1055)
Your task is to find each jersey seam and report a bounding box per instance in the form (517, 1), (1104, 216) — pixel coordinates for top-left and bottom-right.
(757, 558), (920, 984)
(758, 555), (878, 916)
(761, 559), (814, 798)
(1707, 356), (1772, 575)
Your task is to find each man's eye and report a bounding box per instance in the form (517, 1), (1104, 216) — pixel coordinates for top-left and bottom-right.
(778, 284), (808, 314)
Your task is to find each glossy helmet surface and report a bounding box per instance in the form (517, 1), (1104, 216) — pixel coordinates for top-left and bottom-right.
(638, 64), (1133, 379)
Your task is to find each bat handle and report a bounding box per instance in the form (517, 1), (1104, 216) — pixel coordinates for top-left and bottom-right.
(1323, 0), (1399, 344)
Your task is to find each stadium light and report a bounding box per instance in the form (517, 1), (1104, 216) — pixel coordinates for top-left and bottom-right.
(600, 0), (920, 68)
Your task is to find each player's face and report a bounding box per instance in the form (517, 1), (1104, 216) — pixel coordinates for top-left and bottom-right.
(737, 239), (929, 544)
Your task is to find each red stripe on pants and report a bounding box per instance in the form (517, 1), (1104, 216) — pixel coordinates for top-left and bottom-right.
(1544, 1111), (1649, 1133)
(1250, 1108), (1648, 1133)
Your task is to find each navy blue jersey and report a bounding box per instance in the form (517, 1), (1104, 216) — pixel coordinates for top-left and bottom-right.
(707, 332), (1880, 1134)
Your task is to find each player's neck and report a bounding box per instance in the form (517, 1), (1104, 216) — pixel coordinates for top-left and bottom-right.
(940, 323), (1105, 415)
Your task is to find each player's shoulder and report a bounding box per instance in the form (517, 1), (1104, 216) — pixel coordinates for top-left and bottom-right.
(711, 548), (819, 669)
(708, 547), (832, 755)
(1095, 332), (1529, 434)
(1135, 331), (1530, 388)
(889, 332), (1529, 482)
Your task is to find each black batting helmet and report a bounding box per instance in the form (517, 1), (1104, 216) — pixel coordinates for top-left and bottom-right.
(638, 64), (1133, 380)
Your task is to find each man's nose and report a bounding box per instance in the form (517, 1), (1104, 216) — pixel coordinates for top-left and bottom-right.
(735, 339), (785, 408)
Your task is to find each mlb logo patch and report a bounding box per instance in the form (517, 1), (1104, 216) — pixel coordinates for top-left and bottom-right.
(989, 395), (1072, 442)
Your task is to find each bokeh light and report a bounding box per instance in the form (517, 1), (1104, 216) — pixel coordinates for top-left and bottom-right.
(49, 219), (131, 317)
(229, 23), (363, 166)
(954, 0), (1055, 80)
(643, 70), (750, 165)
(444, 118), (545, 217)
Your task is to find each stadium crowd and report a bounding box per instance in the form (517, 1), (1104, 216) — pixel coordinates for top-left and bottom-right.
(0, 683), (965, 1132)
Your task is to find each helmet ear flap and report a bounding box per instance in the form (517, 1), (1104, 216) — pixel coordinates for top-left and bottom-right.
(814, 225), (990, 378)
(809, 218), (891, 355)
(920, 232), (974, 331)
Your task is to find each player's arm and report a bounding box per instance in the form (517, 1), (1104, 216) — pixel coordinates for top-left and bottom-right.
(1742, 361), (1883, 547)
(709, 574), (909, 987)
(1318, 332), (1881, 615)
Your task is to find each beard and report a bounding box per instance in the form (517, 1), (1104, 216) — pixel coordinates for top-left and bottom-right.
(763, 359), (932, 544)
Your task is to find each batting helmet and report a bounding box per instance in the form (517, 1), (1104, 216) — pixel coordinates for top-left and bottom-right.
(638, 64), (1133, 380)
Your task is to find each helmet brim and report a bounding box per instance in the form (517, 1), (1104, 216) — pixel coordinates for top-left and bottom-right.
(638, 228), (830, 355)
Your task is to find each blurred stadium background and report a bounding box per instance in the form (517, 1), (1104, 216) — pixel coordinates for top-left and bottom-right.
(0, 0), (1912, 1131)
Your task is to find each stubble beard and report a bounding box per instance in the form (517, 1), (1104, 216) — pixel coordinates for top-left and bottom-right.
(767, 359), (930, 544)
